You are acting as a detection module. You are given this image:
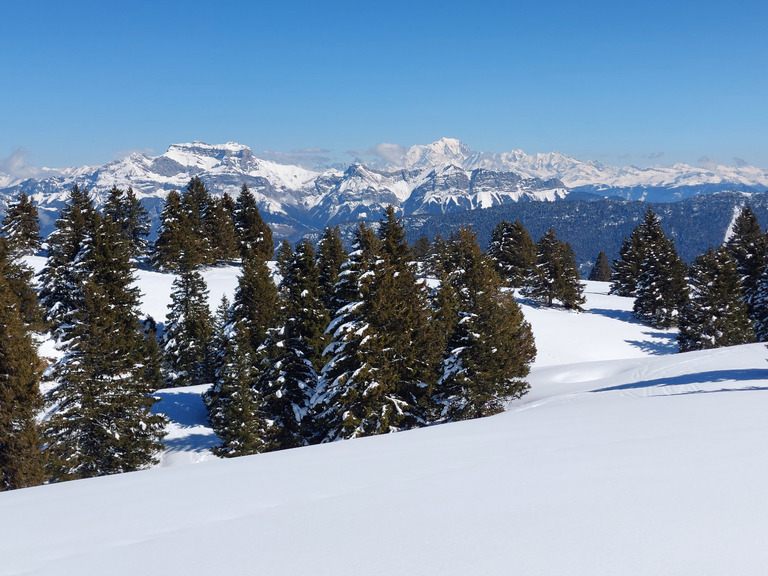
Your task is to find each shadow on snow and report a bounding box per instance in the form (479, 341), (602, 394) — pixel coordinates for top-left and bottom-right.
(592, 369), (768, 394)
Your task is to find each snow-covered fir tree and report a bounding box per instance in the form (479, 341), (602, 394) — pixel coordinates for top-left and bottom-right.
(150, 190), (187, 271)
(45, 214), (166, 482)
(1, 192), (42, 257)
(162, 257), (214, 387)
(316, 226), (348, 312)
(0, 237), (45, 491)
(487, 219), (537, 287)
(38, 185), (97, 338)
(632, 212), (687, 328)
(234, 184), (273, 261)
(314, 212), (438, 442)
(610, 214), (652, 297)
(678, 247), (754, 352)
(524, 227), (585, 310)
(258, 240), (330, 451)
(103, 186), (151, 259)
(432, 227), (536, 421)
(724, 206), (768, 330)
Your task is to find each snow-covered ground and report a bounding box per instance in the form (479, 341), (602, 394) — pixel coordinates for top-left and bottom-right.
(2, 276), (768, 575)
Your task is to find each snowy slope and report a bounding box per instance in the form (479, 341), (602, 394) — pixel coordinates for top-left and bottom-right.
(3, 277), (768, 575)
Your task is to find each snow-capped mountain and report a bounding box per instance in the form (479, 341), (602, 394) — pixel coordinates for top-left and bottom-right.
(1, 138), (766, 239)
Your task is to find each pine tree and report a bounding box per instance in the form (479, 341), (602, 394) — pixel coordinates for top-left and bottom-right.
(524, 228), (585, 310)
(487, 220), (537, 287)
(432, 227), (536, 421)
(588, 251), (613, 282)
(2, 192), (42, 257)
(0, 237), (45, 491)
(724, 206), (767, 323)
(162, 257), (214, 387)
(678, 247), (754, 352)
(44, 215), (166, 481)
(181, 176), (214, 266)
(632, 212), (688, 327)
(234, 184), (273, 261)
(38, 185), (98, 337)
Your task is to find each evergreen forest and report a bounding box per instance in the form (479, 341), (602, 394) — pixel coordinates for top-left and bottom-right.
(2, 180), (768, 491)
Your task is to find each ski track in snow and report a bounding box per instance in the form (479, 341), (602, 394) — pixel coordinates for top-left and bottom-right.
(3, 272), (768, 575)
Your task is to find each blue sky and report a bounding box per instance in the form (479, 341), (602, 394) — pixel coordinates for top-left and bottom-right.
(1, 0), (766, 173)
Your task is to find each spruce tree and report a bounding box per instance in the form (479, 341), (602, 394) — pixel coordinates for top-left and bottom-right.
(678, 247), (754, 352)
(234, 184), (273, 261)
(231, 252), (278, 353)
(162, 257), (214, 387)
(632, 212), (688, 327)
(0, 238), (45, 490)
(103, 186), (151, 259)
(44, 215), (166, 481)
(205, 321), (268, 457)
(181, 176), (214, 266)
(316, 209), (442, 441)
(316, 226), (347, 311)
(524, 228), (585, 310)
(206, 193), (239, 263)
(38, 185), (97, 338)
(487, 220), (537, 287)
(724, 206), (767, 324)
(1, 192), (42, 257)
(259, 240), (329, 451)
(150, 190), (187, 271)
(432, 227), (536, 421)
(588, 251), (613, 282)
(610, 219), (650, 297)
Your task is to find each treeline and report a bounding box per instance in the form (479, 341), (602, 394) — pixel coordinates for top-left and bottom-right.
(609, 206), (766, 352)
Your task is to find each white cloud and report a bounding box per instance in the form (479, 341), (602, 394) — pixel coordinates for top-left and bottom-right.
(0, 147), (42, 180)
(346, 142), (407, 167)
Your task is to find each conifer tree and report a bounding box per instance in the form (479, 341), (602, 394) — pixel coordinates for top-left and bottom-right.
(316, 226), (347, 311)
(724, 206), (767, 323)
(150, 190), (187, 271)
(38, 185), (97, 337)
(206, 193), (239, 262)
(432, 227), (536, 421)
(610, 219), (650, 297)
(487, 219), (537, 287)
(678, 247), (754, 352)
(44, 215), (166, 481)
(231, 252), (278, 353)
(162, 257), (214, 387)
(631, 211), (687, 327)
(181, 176), (214, 266)
(259, 240), (329, 450)
(103, 186), (151, 259)
(1, 192), (42, 257)
(234, 184), (273, 261)
(524, 228), (585, 310)
(0, 238), (45, 491)
(316, 209), (441, 441)
(205, 321), (269, 457)
(588, 251), (613, 282)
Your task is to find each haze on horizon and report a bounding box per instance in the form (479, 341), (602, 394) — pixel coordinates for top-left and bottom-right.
(1, 0), (766, 176)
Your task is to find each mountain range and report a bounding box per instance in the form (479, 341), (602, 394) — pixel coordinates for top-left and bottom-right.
(1, 138), (766, 238)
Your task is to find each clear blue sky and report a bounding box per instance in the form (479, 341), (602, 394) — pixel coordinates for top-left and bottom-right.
(1, 0), (766, 173)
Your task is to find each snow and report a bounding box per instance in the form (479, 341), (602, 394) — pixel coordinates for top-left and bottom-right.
(3, 274), (768, 575)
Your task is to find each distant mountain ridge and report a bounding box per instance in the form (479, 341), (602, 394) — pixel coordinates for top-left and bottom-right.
(1, 138), (766, 238)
